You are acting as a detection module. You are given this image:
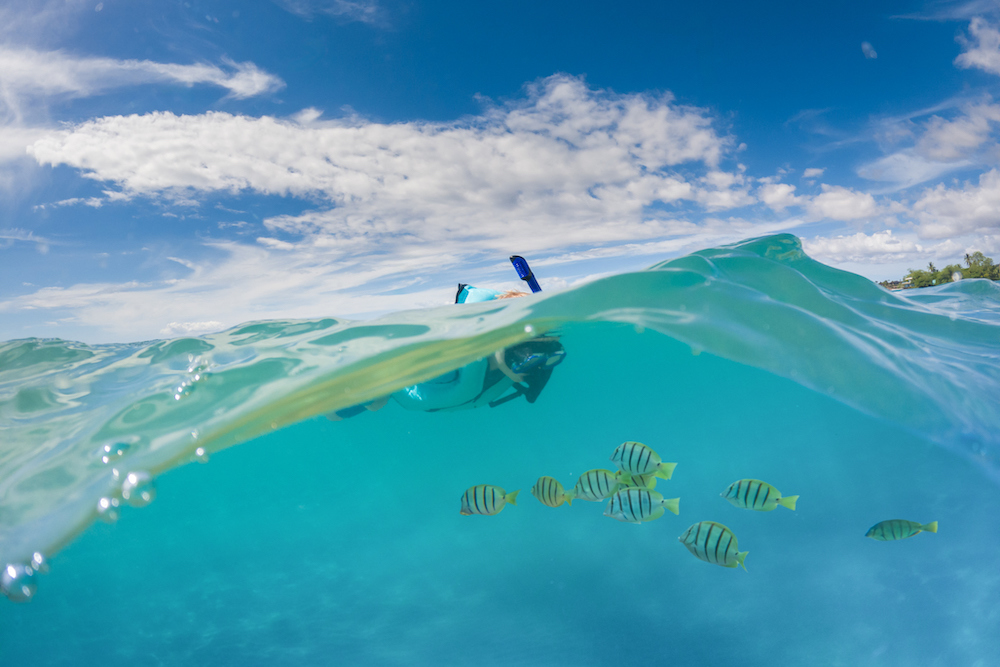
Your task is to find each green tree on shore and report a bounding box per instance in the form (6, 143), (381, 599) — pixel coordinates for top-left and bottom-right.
(897, 251), (999, 288)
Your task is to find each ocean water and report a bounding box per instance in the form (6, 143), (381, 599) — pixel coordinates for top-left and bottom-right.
(2, 234), (999, 666)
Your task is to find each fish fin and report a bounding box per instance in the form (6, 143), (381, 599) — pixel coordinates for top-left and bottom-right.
(736, 551), (748, 571)
(664, 497), (680, 515)
(777, 495), (799, 511)
(922, 521), (938, 533)
(505, 490), (520, 506)
(655, 462), (677, 480)
(646, 506), (665, 522)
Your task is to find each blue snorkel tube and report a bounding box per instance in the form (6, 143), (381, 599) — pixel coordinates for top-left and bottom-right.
(510, 255), (542, 293)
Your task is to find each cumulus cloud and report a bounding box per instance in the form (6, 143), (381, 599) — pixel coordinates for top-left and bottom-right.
(806, 185), (878, 221)
(862, 42), (878, 59)
(955, 18), (1000, 76)
(27, 75), (750, 261)
(161, 321), (224, 336)
(802, 168), (825, 178)
(758, 182), (801, 211)
(803, 231), (925, 263)
(912, 168), (1000, 237)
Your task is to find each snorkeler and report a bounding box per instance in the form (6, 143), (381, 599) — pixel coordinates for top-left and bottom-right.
(331, 256), (565, 418)
(392, 256), (564, 412)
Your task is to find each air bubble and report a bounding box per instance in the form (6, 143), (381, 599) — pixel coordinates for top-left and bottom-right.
(187, 356), (210, 375)
(99, 441), (132, 464)
(1, 563), (37, 603)
(174, 380), (194, 400)
(30, 552), (49, 575)
(97, 496), (121, 522)
(174, 358), (212, 400)
(194, 447), (209, 463)
(524, 325), (534, 334)
(121, 471), (156, 507)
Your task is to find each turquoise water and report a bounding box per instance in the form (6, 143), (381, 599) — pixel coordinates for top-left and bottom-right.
(2, 234), (999, 665)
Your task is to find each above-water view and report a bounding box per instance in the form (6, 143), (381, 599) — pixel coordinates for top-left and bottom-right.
(2, 235), (999, 666)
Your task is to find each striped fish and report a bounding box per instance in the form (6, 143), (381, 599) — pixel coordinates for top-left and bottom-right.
(865, 519), (938, 541)
(722, 479), (798, 512)
(603, 488), (679, 524)
(572, 469), (621, 502)
(460, 485), (519, 516)
(678, 521), (748, 570)
(531, 476), (575, 507)
(610, 441), (677, 480)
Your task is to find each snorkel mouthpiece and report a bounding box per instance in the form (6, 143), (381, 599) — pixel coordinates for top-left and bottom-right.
(510, 255), (542, 293)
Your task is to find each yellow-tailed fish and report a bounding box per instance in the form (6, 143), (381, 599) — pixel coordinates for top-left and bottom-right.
(617, 471), (657, 490)
(721, 479), (798, 512)
(531, 476), (575, 507)
(865, 519), (938, 541)
(460, 485), (519, 516)
(678, 521), (748, 570)
(610, 441), (676, 480)
(603, 488), (679, 524)
(573, 469), (621, 501)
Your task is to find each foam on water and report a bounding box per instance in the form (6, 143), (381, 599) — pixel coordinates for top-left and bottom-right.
(2, 234), (999, 665)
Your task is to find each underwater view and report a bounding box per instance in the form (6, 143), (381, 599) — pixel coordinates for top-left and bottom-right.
(2, 234), (1000, 666)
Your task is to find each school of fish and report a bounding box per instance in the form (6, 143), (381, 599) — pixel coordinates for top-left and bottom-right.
(460, 441), (937, 569)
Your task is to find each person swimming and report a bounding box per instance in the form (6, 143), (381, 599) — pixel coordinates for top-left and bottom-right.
(331, 256), (565, 418)
(391, 286), (565, 412)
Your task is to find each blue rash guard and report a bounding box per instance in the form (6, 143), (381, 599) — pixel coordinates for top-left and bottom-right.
(391, 358), (515, 412)
(392, 284), (513, 412)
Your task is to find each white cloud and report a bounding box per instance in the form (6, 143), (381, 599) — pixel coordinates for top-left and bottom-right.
(161, 321), (224, 336)
(758, 182), (801, 211)
(0, 228), (52, 252)
(912, 168), (1000, 238)
(915, 102), (1000, 161)
(857, 100), (1000, 189)
(27, 74), (750, 258)
(32, 196), (103, 210)
(803, 230), (925, 264)
(857, 151), (971, 189)
(28, 75), (731, 200)
(0, 47), (284, 116)
(274, 0), (381, 24)
(955, 18), (1000, 76)
(806, 184), (878, 221)
(802, 168), (825, 178)
(862, 42), (878, 59)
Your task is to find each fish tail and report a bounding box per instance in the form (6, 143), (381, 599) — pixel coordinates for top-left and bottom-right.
(655, 462), (677, 480)
(922, 521), (938, 533)
(736, 551), (749, 571)
(563, 489), (575, 506)
(505, 490), (520, 506)
(777, 495), (799, 511)
(663, 497), (680, 515)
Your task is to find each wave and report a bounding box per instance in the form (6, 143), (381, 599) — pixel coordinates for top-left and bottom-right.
(2, 233), (999, 599)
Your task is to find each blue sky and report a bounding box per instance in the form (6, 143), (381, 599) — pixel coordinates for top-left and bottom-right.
(2, 0), (1000, 342)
